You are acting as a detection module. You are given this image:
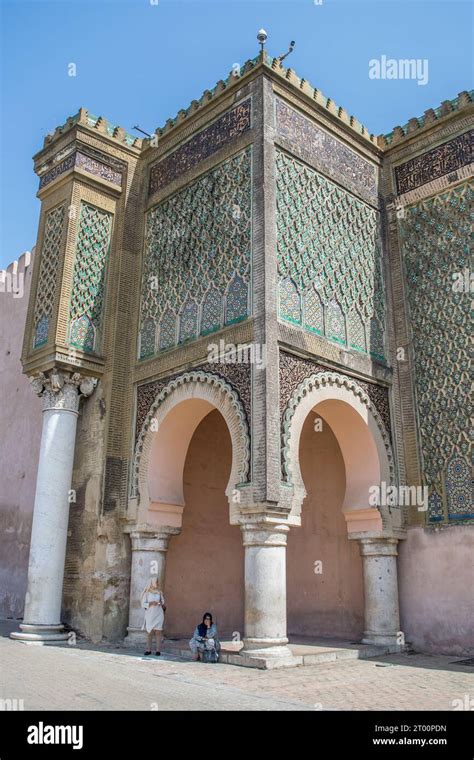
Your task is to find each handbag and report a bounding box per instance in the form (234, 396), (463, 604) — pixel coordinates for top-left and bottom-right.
(202, 644), (219, 663)
(202, 637), (218, 663)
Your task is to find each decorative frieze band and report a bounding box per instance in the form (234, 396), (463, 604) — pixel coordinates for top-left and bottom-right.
(148, 98), (251, 196)
(395, 130), (473, 195)
(275, 98), (378, 206)
(39, 149), (125, 189)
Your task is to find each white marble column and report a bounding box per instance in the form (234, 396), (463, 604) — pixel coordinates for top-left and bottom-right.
(124, 527), (180, 645)
(11, 370), (97, 642)
(359, 537), (402, 647)
(240, 523), (295, 663)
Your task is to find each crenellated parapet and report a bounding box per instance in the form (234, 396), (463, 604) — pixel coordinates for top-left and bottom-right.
(378, 90), (473, 148)
(41, 106), (142, 152)
(140, 51), (379, 156)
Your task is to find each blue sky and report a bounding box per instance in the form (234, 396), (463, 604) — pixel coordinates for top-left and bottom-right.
(1, 0), (472, 267)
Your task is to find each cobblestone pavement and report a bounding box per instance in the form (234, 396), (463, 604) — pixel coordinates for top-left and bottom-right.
(1, 624), (473, 711)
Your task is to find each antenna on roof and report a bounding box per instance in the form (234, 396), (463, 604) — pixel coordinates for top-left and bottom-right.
(132, 125), (152, 138)
(278, 40), (295, 63)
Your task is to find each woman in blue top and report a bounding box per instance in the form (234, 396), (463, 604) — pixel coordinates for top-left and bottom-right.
(189, 612), (220, 662)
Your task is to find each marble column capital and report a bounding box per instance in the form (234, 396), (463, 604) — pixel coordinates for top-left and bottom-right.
(358, 537), (399, 558)
(129, 527), (181, 553)
(30, 369), (97, 413)
(240, 522), (289, 548)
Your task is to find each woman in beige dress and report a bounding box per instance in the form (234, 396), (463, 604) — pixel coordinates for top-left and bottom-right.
(141, 577), (166, 656)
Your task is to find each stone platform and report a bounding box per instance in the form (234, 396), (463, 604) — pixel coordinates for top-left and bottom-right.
(158, 635), (402, 670)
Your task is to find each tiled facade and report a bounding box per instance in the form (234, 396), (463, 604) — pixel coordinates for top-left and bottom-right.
(397, 180), (472, 522)
(23, 57), (473, 532)
(68, 202), (113, 354)
(275, 150), (386, 360)
(139, 148), (252, 359)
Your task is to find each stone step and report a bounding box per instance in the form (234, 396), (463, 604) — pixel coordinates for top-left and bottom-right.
(159, 638), (401, 669)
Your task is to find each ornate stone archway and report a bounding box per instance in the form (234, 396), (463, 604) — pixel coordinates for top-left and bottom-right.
(282, 370), (397, 533)
(131, 370), (250, 521)
(281, 369), (405, 648)
(124, 370), (251, 644)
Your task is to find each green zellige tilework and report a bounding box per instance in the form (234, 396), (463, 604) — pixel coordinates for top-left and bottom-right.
(276, 150), (386, 360)
(138, 148), (251, 359)
(399, 180), (473, 523)
(68, 202), (113, 353)
(33, 204), (65, 348)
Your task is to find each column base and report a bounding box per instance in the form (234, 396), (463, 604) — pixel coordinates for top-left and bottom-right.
(10, 623), (70, 643)
(233, 638), (302, 669)
(123, 627), (147, 647)
(362, 632), (405, 650)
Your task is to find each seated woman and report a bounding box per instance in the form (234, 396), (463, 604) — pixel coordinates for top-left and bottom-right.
(189, 612), (221, 662)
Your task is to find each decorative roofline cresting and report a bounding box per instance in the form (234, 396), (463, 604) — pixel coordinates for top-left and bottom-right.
(381, 90), (474, 146)
(143, 52), (380, 147)
(40, 107), (142, 153)
(35, 55), (473, 159)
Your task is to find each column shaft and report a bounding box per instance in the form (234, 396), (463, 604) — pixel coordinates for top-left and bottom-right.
(240, 523), (294, 661)
(359, 537), (402, 647)
(125, 528), (179, 644)
(11, 371), (96, 642)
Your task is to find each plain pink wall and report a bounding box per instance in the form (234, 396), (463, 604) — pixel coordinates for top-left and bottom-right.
(0, 250), (42, 619)
(398, 526), (474, 655)
(287, 410), (365, 639)
(163, 409), (245, 639)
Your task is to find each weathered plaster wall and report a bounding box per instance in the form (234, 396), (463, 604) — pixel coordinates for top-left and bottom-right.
(62, 375), (130, 644)
(398, 526), (474, 655)
(0, 250), (42, 619)
(287, 410), (364, 639)
(164, 409), (244, 639)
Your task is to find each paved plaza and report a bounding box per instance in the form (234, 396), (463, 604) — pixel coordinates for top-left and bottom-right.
(1, 622), (472, 712)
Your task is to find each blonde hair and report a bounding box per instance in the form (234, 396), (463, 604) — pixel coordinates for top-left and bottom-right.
(142, 576), (161, 596)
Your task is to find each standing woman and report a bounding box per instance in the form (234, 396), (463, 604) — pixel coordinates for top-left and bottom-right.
(141, 577), (166, 656)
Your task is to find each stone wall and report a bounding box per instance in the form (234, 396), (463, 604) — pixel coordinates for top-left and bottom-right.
(287, 411), (364, 639)
(0, 250), (41, 619)
(398, 526), (473, 655)
(164, 409), (245, 639)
